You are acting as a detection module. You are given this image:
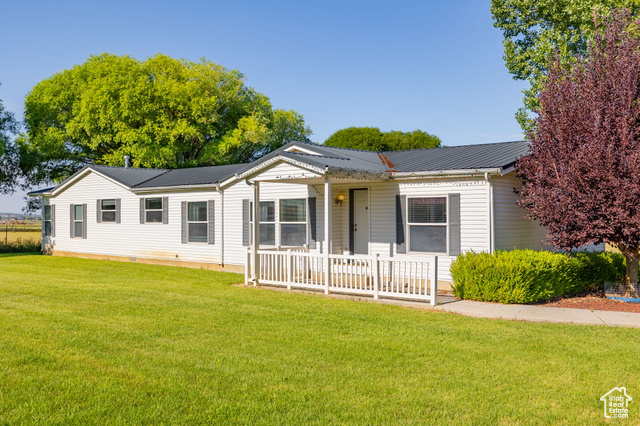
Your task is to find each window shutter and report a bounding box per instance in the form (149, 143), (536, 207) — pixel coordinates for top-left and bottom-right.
(82, 204), (87, 239)
(208, 200), (215, 245)
(140, 198), (145, 224)
(396, 195), (406, 254)
(51, 205), (56, 238)
(308, 197), (316, 249)
(115, 199), (121, 223)
(41, 205), (45, 239)
(70, 204), (74, 238)
(96, 199), (102, 223)
(242, 199), (250, 246)
(162, 197), (169, 224)
(181, 201), (187, 244)
(448, 193), (461, 256)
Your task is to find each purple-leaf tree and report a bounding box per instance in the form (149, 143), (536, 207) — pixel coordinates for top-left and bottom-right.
(518, 10), (640, 294)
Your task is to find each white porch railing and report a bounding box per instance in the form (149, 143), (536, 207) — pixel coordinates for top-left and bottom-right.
(245, 249), (438, 305)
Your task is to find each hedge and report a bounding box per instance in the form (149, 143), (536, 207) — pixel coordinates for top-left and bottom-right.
(450, 250), (625, 304)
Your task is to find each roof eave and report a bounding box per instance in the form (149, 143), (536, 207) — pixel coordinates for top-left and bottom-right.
(132, 183), (221, 193)
(392, 168), (503, 178)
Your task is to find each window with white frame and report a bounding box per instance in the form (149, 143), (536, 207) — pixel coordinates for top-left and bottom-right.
(144, 197), (163, 223)
(407, 197), (447, 253)
(44, 205), (52, 236)
(72, 204), (84, 238)
(279, 199), (306, 246)
(250, 201), (276, 246)
(187, 201), (208, 243)
(100, 199), (117, 222)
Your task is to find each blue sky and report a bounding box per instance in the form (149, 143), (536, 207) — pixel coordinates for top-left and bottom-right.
(0, 0), (527, 213)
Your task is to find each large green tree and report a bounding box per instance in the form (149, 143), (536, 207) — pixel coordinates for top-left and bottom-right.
(19, 53), (311, 185)
(324, 127), (441, 151)
(0, 83), (20, 194)
(491, 0), (640, 129)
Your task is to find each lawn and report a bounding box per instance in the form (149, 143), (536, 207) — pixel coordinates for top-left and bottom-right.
(1, 254), (639, 424)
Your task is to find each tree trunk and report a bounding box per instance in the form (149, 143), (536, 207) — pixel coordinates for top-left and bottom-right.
(617, 243), (640, 297)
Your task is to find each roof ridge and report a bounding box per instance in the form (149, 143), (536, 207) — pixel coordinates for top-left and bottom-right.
(385, 140), (528, 155)
(283, 151), (351, 161)
(294, 141), (378, 153)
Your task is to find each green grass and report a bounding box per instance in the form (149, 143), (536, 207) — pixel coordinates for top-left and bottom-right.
(1, 254), (639, 424)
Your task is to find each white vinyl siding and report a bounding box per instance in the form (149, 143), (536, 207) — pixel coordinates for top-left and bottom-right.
(47, 171), (223, 264)
(492, 172), (548, 251)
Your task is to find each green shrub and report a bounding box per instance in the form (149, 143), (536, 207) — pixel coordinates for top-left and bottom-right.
(0, 238), (42, 254)
(450, 250), (625, 304)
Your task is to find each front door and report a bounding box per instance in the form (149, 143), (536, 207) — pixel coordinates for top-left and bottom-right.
(351, 189), (370, 255)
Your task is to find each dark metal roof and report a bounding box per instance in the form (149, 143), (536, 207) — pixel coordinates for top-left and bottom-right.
(135, 164), (245, 188)
(90, 164), (168, 187)
(385, 140), (530, 172)
(29, 140), (530, 195)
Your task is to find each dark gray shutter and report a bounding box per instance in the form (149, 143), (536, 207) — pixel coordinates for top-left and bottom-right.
(162, 197), (169, 224)
(448, 193), (461, 256)
(51, 205), (56, 237)
(242, 199), (250, 246)
(181, 201), (187, 244)
(115, 199), (121, 223)
(308, 197), (316, 249)
(96, 199), (102, 223)
(208, 200), (215, 245)
(140, 198), (145, 224)
(396, 195), (406, 254)
(70, 204), (74, 238)
(82, 204), (87, 239)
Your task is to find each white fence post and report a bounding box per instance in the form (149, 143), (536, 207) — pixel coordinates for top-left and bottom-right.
(430, 256), (438, 306)
(286, 249), (292, 290)
(245, 248), (250, 286)
(373, 254), (379, 300)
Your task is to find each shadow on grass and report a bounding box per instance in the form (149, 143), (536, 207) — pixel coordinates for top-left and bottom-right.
(0, 252), (42, 258)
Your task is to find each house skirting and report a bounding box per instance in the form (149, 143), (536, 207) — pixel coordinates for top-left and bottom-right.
(48, 251), (244, 273)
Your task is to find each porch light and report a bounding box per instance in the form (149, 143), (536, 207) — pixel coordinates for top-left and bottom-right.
(335, 194), (345, 206)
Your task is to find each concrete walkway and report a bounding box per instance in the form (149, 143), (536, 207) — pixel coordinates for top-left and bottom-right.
(254, 285), (640, 328)
(434, 298), (640, 328)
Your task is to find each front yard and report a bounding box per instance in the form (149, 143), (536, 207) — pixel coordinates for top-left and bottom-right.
(1, 254), (639, 424)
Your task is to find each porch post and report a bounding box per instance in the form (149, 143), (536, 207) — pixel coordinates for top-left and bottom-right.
(324, 177), (332, 294)
(430, 256), (438, 306)
(252, 181), (260, 286)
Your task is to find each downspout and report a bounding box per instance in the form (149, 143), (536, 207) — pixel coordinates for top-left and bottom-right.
(484, 172), (495, 254)
(215, 184), (224, 267)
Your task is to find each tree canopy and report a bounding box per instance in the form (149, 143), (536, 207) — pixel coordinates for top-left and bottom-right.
(323, 127), (441, 151)
(517, 10), (640, 293)
(0, 83), (20, 194)
(491, 0), (640, 129)
(19, 53), (312, 185)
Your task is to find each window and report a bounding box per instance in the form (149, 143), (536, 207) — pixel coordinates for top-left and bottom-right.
(72, 204), (85, 238)
(44, 205), (53, 236)
(250, 201), (276, 245)
(187, 201), (208, 243)
(144, 197), (164, 223)
(407, 197), (447, 253)
(279, 199), (306, 246)
(100, 199), (117, 222)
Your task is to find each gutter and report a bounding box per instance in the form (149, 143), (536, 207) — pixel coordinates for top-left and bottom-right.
(484, 172), (495, 254)
(215, 184), (224, 267)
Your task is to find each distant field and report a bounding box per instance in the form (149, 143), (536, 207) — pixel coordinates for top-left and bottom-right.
(1, 231), (41, 244)
(0, 223), (41, 232)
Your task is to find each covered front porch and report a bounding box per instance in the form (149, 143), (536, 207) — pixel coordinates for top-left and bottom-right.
(241, 160), (439, 304)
